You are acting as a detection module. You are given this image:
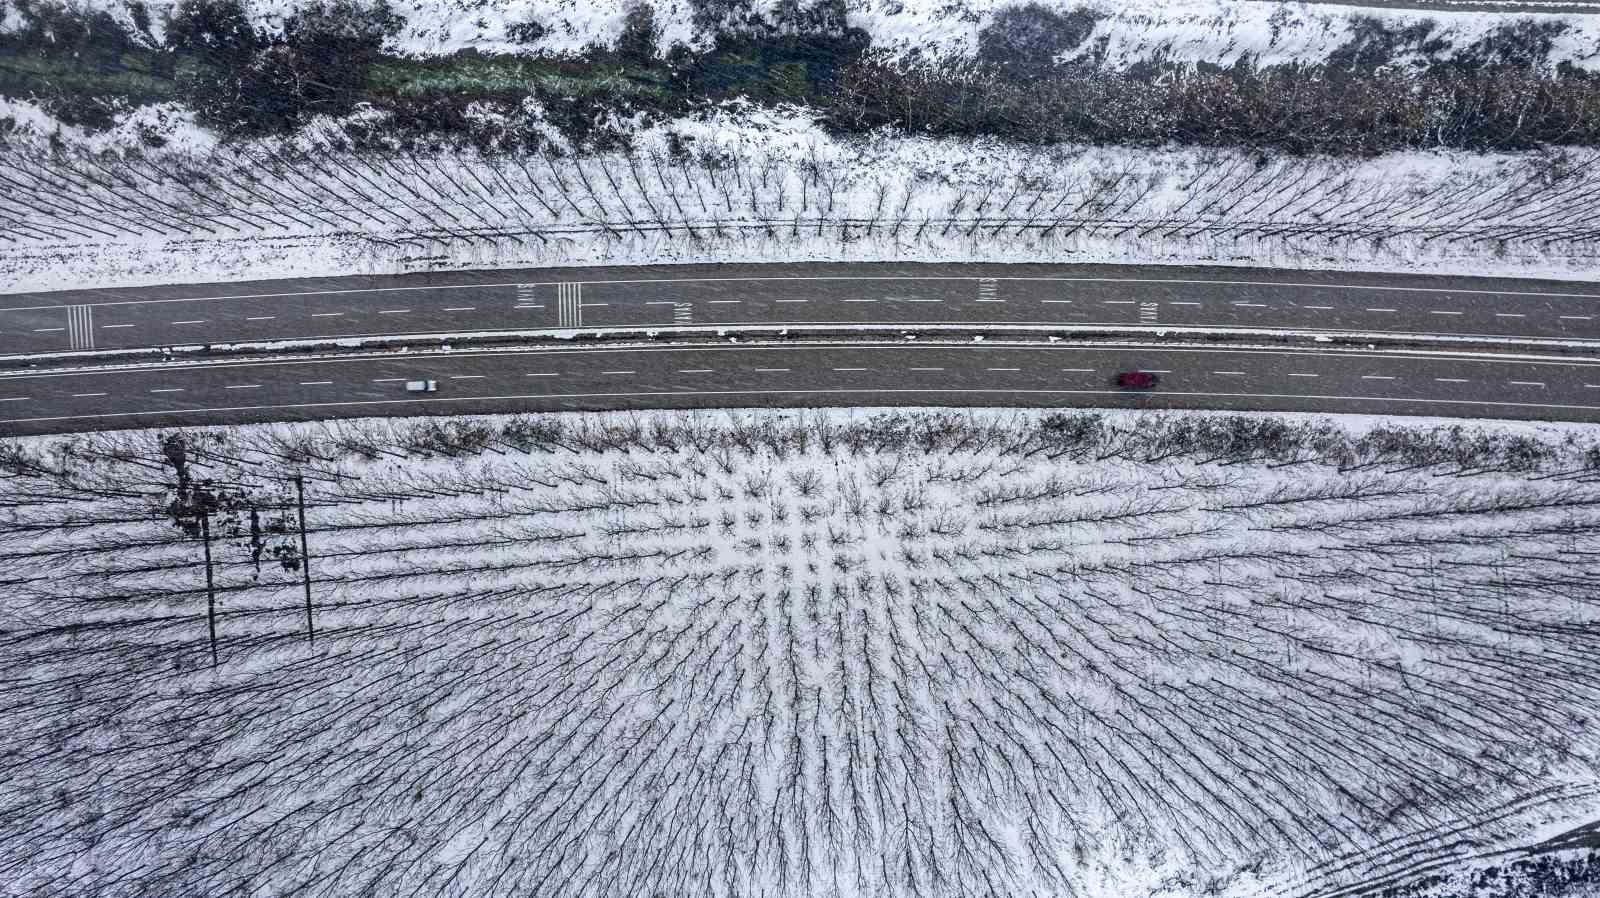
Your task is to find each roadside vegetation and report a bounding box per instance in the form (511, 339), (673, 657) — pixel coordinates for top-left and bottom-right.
(2, 0), (1599, 153)
(1, 409), (1598, 898)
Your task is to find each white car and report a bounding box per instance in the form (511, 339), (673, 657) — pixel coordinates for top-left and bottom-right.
(405, 379), (438, 393)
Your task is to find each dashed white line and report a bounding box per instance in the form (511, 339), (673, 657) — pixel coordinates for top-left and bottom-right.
(1102, 301), (1135, 305)
(909, 367), (944, 371)
(1560, 315), (1592, 321)
(1429, 310), (1462, 316)
(1495, 313), (1526, 318)
(299, 381), (333, 386)
(1434, 378), (1470, 383)
(450, 375), (486, 380)
(1365, 308), (1397, 313)
(149, 388), (184, 393)
(371, 378), (404, 383)
(1061, 368), (1094, 373)
(843, 299), (878, 303)
(1170, 301), (1201, 306)
(1303, 306), (1334, 310)
(33, 327), (64, 332)
(244, 316), (275, 321)
(311, 312), (344, 318)
(832, 367), (868, 372)
(583, 303), (610, 307)
(987, 367), (1021, 372)
(905, 299), (943, 303)
(1288, 373), (1319, 378)
(443, 306), (476, 312)
(0, 397), (28, 402)
(1214, 371), (1246, 375)
(708, 300), (742, 304)
(102, 324), (135, 328)
(1232, 302), (1268, 308)
(378, 309), (410, 314)
(225, 384), (261, 390)
(602, 370), (636, 375)
(775, 299), (809, 304)
(1509, 380), (1546, 387)
(1143, 370), (1172, 374)
(514, 304), (545, 309)
(1362, 375), (1395, 380)
(677, 369), (713, 374)
(1041, 300), (1074, 304)
(172, 319), (206, 325)
(525, 373), (559, 377)
(974, 300), (1006, 304)
(72, 392), (107, 397)
(754, 368), (790, 372)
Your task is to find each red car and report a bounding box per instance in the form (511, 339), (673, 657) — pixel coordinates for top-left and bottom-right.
(1116, 371), (1159, 389)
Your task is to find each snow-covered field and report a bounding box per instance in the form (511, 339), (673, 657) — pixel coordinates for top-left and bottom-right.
(2, 408), (1598, 898)
(2, 106), (1597, 292)
(24, 0), (1600, 68)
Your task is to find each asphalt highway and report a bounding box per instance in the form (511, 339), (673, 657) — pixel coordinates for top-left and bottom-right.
(4, 342), (1600, 435)
(3, 264), (1598, 355)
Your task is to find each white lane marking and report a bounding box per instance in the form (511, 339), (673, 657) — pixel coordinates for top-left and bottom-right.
(1102, 301), (1135, 305)
(451, 375), (486, 380)
(102, 324), (135, 328)
(708, 300), (742, 304)
(775, 299), (809, 304)
(1232, 302), (1268, 307)
(1429, 311), (1462, 315)
(245, 316), (275, 321)
(1587, 384), (1600, 388)
(0, 396), (28, 402)
(378, 309), (409, 315)
(909, 367), (944, 371)
(843, 299), (878, 303)
(583, 303), (610, 307)
(1560, 315), (1592, 321)
(225, 384), (261, 390)
(1303, 305), (1334, 310)
(1041, 300), (1074, 304)
(149, 388), (183, 393)
(371, 378), (405, 382)
(311, 312), (344, 318)
(602, 370), (635, 375)
(299, 381), (333, 385)
(72, 392), (107, 397)
(986, 367), (1021, 372)
(905, 299), (943, 303)
(1362, 375), (1395, 380)
(443, 307), (476, 312)
(33, 327), (64, 332)
(1366, 308), (1397, 313)
(975, 300), (1006, 304)
(1509, 381), (1546, 387)
(1434, 378), (1470, 383)
(646, 301), (677, 305)
(1289, 373), (1318, 378)
(1143, 370), (1172, 374)
(1170, 301), (1201, 306)
(754, 368), (790, 372)
(676, 369), (713, 374)
(173, 320), (206, 325)
(832, 367), (868, 371)
(1495, 313), (1526, 318)
(514, 304), (545, 309)
(524, 373), (559, 377)
(1061, 368), (1094, 372)
(1215, 371), (1246, 375)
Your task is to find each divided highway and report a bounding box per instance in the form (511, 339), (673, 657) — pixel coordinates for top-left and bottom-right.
(2, 263), (1598, 435)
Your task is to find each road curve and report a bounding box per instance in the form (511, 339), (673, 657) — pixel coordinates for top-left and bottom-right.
(2, 263), (1598, 357)
(4, 342), (1600, 436)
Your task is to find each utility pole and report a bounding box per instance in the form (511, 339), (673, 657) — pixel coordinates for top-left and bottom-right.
(201, 511), (218, 668)
(295, 474), (315, 644)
